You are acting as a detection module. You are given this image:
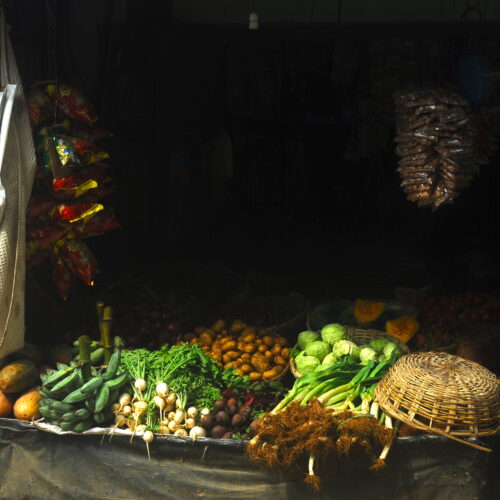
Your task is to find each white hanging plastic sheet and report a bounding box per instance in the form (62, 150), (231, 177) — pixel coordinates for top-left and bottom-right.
(0, 8), (37, 358)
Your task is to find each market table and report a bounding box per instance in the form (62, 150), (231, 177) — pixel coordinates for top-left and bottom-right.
(0, 418), (498, 500)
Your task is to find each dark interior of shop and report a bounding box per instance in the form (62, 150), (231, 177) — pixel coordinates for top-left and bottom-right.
(6, 1), (500, 364)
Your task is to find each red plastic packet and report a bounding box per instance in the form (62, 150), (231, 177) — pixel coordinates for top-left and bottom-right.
(65, 137), (110, 165)
(52, 254), (75, 300)
(26, 89), (52, 129)
(27, 225), (67, 252)
(51, 200), (104, 224)
(52, 175), (98, 199)
(46, 83), (97, 126)
(58, 238), (97, 286)
(72, 210), (120, 238)
(27, 195), (57, 218)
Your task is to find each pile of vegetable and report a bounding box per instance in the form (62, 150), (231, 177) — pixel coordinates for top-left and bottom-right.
(37, 338), (128, 432)
(181, 319), (290, 381)
(294, 323), (402, 375)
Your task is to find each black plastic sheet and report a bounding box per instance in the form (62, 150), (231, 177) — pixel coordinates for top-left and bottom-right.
(0, 418), (498, 500)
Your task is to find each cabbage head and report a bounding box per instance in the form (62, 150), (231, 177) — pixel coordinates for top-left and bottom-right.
(369, 337), (389, 353)
(333, 339), (359, 358)
(383, 341), (401, 359)
(322, 352), (339, 366)
(359, 347), (377, 364)
(297, 330), (320, 351)
(305, 340), (330, 362)
(295, 351), (321, 374)
(320, 323), (347, 346)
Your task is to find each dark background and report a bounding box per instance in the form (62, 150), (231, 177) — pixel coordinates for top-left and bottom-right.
(7, 0), (500, 312)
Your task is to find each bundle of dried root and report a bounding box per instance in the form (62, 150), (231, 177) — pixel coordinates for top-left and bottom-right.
(246, 399), (395, 491)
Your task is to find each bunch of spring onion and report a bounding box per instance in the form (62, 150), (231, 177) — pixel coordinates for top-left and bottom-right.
(272, 355), (400, 465)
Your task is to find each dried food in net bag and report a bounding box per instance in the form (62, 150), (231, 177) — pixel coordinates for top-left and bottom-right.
(52, 254), (75, 300)
(72, 210), (120, 239)
(57, 238), (97, 286)
(26, 89), (52, 129)
(51, 200), (104, 224)
(46, 83), (97, 126)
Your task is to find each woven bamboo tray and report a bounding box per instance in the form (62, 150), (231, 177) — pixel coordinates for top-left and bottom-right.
(375, 351), (500, 451)
(290, 328), (409, 379)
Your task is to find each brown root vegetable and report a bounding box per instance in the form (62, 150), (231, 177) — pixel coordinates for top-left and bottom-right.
(201, 414), (215, 430)
(210, 425), (228, 439)
(215, 411), (230, 426)
(231, 413), (245, 428)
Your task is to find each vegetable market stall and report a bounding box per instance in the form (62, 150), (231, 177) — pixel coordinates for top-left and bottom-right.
(0, 418), (498, 500)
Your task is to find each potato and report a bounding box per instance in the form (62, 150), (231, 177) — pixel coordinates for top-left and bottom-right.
(189, 337), (199, 346)
(257, 345), (267, 353)
(212, 352), (222, 363)
(264, 351), (273, 359)
(226, 351), (239, 360)
(249, 372), (262, 381)
(212, 319), (226, 332)
(242, 332), (256, 343)
(230, 320), (246, 333)
(241, 353), (251, 362)
(236, 369), (244, 377)
(221, 341), (237, 353)
(222, 353), (232, 365)
(240, 364), (253, 374)
(199, 332), (213, 346)
(242, 327), (257, 337)
(271, 344), (282, 356)
(262, 336), (274, 347)
(255, 339), (263, 345)
(234, 359), (243, 368)
(251, 353), (271, 373)
(275, 336), (287, 346)
(274, 355), (287, 366)
(262, 369), (279, 380)
(281, 348), (290, 358)
(219, 336), (233, 345)
(242, 343), (256, 354)
(224, 361), (238, 370)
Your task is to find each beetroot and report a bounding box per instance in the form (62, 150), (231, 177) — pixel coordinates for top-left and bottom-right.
(231, 413), (245, 428)
(215, 410), (230, 426)
(210, 425), (228, 439)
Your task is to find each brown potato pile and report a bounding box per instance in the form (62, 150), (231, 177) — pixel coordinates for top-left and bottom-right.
(181, 319), (290, 381)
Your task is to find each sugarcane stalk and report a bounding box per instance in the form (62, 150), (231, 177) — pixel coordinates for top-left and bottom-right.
(102, 306), (113, 363)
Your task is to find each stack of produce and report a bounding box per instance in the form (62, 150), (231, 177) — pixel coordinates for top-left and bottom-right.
(394, 88), (478, 209)
(37, 343), (127, 432)
(181, 319), (290, 381)
(116, 342), (283, 453)
(293, 323), (403, 375)
(25, 83), (119, 299)
(247, 325), (405, 490)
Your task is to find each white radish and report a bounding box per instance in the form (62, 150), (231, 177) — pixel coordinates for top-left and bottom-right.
(174, 429), (188, 437)
(111, 402), (121, 414)
(134, 379), (147, 392)
(168, 420), (179, 432)
(189, 426), (206, 440)
(164, 403), (174, 413)
(167, 411), (176, 421)
(133, 401), (148, 418)
(166, 393), (177, 406)
(122, 405), (132, 417)
(143, 430), (154, 461)
(175, 398), (182, 409)
(156, 382), (168, 397)
(154, 395), (166, 421)
(187, 407), (198, 419)
(119, 393), (131, 407)
(173, 410), (186, 424)
(158, 425), (170, 435)
(185, 418), (196, 429)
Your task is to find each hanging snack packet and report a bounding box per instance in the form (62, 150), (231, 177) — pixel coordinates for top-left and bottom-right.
(72, 210), (120, 238)
(51, 200), (104, 224)
(52, 253), (75, 300)
(58, 238), (98, 286)
(65, 136), (110, 165)
(27, 195), (57, 218)
(46, 83), (97, 126)
(27, 225), (67, 253)
(26, 89), (52, 129)
(52, 175), (98, 199)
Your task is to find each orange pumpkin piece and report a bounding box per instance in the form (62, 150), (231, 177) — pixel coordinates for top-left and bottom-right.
(354, 299), (385, 326)
(385, 316), (419, 343)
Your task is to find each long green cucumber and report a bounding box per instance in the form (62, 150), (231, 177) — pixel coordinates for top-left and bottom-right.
(94, 384), (110, 413)
(104, 371), (129, 391)
(80, 376), (104, 395)
(62, 388), (88, 404)
(102, 349), (121, 380)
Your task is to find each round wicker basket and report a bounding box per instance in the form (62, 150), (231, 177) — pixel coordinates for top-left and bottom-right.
(375, 351), (500, 449)
(289, 328), (409, 379)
